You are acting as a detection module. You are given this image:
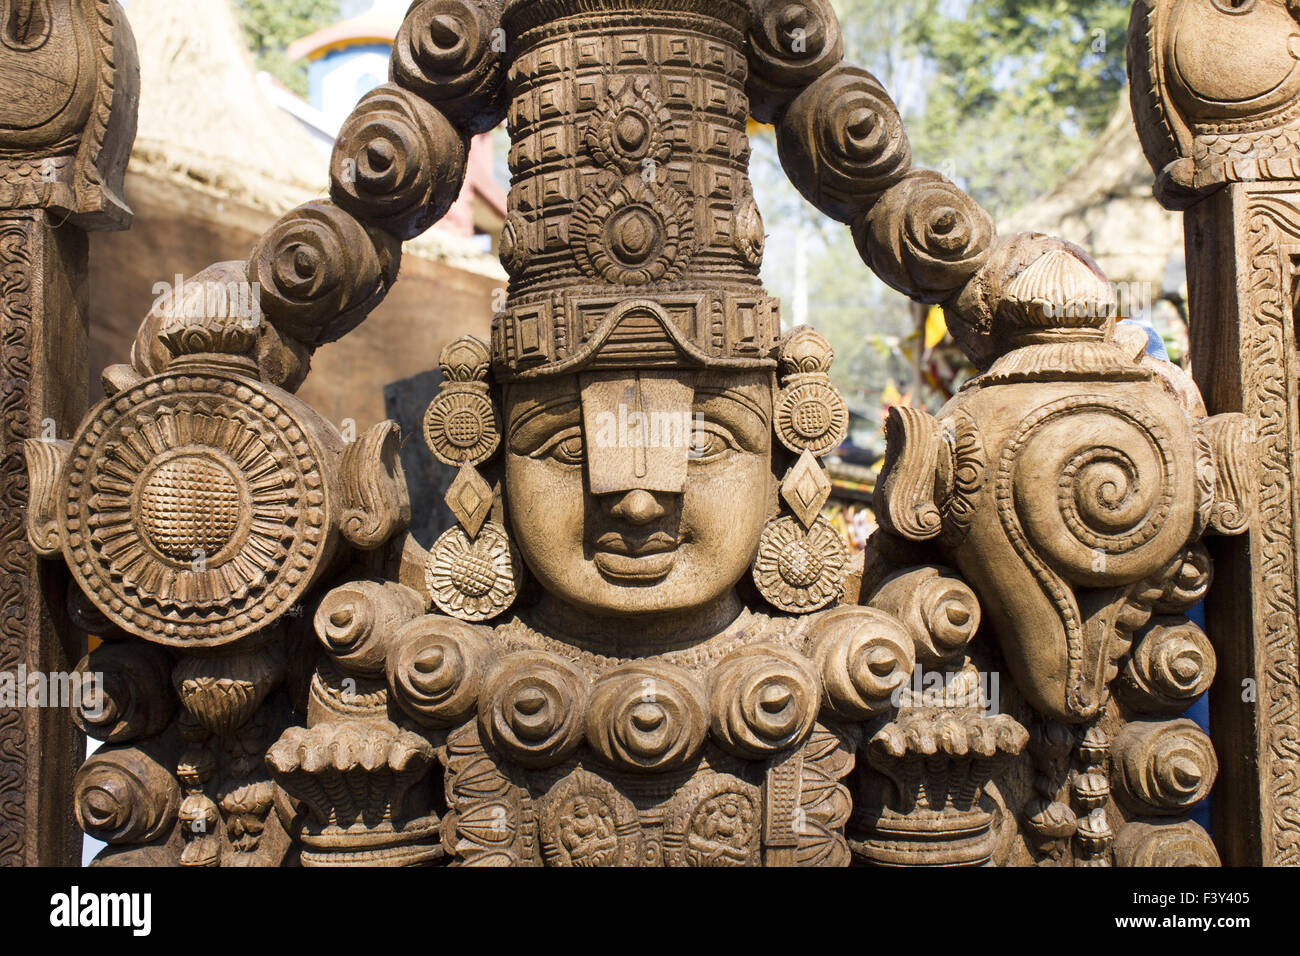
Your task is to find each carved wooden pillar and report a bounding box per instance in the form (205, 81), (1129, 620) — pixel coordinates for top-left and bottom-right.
(1130, 0), (1300, 865)
(0, 0), (137, 865)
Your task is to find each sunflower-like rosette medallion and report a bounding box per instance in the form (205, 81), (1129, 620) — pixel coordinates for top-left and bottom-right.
(426, 522), (522, 622)
(752, 516), (849, 613)
(423, 389), (500, 467)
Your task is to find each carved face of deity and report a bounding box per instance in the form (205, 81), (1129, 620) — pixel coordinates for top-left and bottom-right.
(504, 369), (774, 625)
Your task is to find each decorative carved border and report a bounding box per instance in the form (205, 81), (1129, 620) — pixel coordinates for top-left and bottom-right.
(0, 214), (34, 864)
(1243, 186), (1300, 864)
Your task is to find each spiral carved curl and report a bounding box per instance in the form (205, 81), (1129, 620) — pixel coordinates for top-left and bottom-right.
(867, 565), (982, 667)
(1114, 819), (1220, 867)
(777, 63), (911, 223)
(74, 746), (180, 845)
(72, 642), (174, 744)
(586, 663), (708, 773)
(746, 0), (844, 124)
(1120, 617), (1216, 717)
(248, 201), (401, 348)
(708, 643), (820, 759)
(315, 580), (425, 677)
(854, 170), (994, 304)
(1113, 718), (1218, 815)
(478, 651), (588, 768)
(391, 0), (507, 135)
(386, 615), (495, 728)
(331, 84), (468, 241)
(810, 605), (917, 721)
(1153, 544), (1213, 614)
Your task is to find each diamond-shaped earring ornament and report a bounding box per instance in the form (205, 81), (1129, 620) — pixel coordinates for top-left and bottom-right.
(446, 464), (495, 539)
(781, 449), (832, 530)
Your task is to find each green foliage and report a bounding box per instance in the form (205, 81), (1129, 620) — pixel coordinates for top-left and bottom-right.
(754, 0), (1133, 444)
(235, 0), (342, 97)
(907, 0), (1132, 215)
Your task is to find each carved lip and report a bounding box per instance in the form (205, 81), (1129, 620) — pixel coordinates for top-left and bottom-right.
(594, 531), (679, 556)
(592, 532), (680, 582)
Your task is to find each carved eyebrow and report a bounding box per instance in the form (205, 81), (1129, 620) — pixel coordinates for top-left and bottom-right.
(506, 398), (582, 454)
(694, 385), (771, 423)
(693, 386), (771, 452)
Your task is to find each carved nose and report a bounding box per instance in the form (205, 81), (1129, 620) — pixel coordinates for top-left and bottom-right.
(609, 489), (665, 525)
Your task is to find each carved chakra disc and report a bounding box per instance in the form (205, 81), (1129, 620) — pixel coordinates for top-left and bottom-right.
(426, 522), (522, 622)
(752, 516), (849, 613)
(61, 375), (331, 647)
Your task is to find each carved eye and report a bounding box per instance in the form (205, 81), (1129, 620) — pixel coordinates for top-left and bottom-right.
(533, 428), (585, 465)
(688, 424), (738, 463)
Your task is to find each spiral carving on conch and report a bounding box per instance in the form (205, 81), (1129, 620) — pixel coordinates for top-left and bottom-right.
(1114, 718), (1218, 815)
(855, 170), (994, 304)
(810, 606), (917, 721)
(995, 396), (1194, 716)
(331, 84), (468, 241)
(390, 0), (507, 135)
(745, 0), (844, 124)
(708, 643), (820, 760)
(478, 651), (588, 768)
(1121, 616), (1216, 717)
(72, 642), (174, 744)
(74, 747), (180, 845)
(586, 663), (708, 773)
(777, 64), (911, 223)
(248, 201), (401, 348)
(314, 580), (425, 677)
(1003, 397), (1190, 586)
(386, 615), (495, 728)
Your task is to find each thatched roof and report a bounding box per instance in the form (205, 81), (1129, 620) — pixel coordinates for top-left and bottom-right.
(122, 0), (503, 277)
(1002, 91), (1181, 292)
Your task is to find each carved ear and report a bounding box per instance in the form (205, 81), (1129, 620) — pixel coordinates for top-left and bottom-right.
(340, 422), (411, 550)
(1199, 413), (1253, 536)
(24, 439), (70, 557)
(874, 406), (949, 541)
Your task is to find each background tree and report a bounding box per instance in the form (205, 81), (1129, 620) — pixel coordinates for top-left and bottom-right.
(753, 0), (1131, 449)
(909, 0), (1132, 215)
(235, 0), (342, 97)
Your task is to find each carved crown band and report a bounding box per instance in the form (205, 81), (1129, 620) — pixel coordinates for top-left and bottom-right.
(491, 291), (780, 380)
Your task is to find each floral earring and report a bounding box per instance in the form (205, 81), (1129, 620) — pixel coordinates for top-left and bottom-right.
(752, 327), (851, 614)
(422, 336), (523, 622)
